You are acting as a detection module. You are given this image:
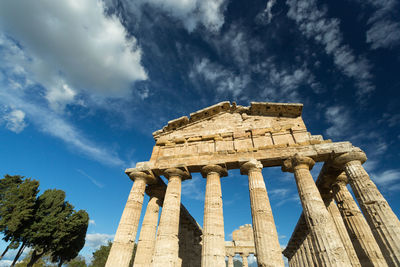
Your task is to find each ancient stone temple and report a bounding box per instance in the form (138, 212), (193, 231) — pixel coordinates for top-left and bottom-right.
(105, 101), (400, 267)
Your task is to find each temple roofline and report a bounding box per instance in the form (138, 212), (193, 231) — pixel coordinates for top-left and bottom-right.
(152, 101), (303, 140)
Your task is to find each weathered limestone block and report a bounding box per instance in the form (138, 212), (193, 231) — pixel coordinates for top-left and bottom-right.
(152, 168), (191, 267)
(282, 155), (352, 267)
(240, 159), (284, 267)
(332, 173), (388, 267)
(106, 170), (156, 267)
(272, 131), (295, 146)
(252, 132), (274, 149)
(334, 151), (400, 266)
(201, 165), (227, 267)
(320, 189), (361, 267)
(134, 194), (161, 267)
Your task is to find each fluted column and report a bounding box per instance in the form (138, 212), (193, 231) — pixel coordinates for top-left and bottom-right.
(306, 233), (319, 266)
(152, 168), (191, 267)
(302, 235), (314, 266)
(201, 164), (227, 267)
(134, 186), (164, 267)
(227, 255), (234, 267)
(298, 244), (306, 267)
(240, 159), (284, 267)
(334, 151), (400, 266)
(241, 253), (249, 267)
(332, 173), (387, 267)
(293, 251), (299, 267)
(282, 155), (352, 266)
(320, 189), (361, 266)
(106, 170), (156, 267)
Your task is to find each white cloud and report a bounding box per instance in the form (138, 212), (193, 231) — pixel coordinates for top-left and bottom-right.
(371, 169), (400, 191)
(256, 0), (277, 24)
(85, 233), (114, 249)
(121, 0), (227, 32)
(0, 0), (147, 111)
(3, 109), (27, 133)
(324, 106), (351, 139)
(286, 0), (375, 97)
(351, 0), (400, 49)
(77, 169), (105, 188)
(89, 219), (96, 225)
(0, 90), (126, 167)
(181, 175), (205, 201)
(367, 20), (400, 49)
(190, 58), (250, 97)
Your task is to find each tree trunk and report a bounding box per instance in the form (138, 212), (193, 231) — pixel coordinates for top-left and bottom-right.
(27, 249), (44, 267)
(0, 243), (11, 260)
(58, 260), (64, 267)
(11, 241), (26, 267)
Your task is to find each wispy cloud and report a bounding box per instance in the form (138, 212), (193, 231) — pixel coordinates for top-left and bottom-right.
(371, 169), (400, 191)
(181, 175), (205, 201)
(119, 0), (227, 33)
(286, 0), (375, 97)
(77, 169), (105, 188)
(2, 109), (27, 133)
(324, 106), (351, 139)
(0, 90), (125, 167)
(190, 58), (250, 98)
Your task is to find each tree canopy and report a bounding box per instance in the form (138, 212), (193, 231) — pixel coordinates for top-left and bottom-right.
(0, 174), (89, 266)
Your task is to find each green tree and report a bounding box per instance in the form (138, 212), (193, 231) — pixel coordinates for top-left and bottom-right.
(66, 255), (87, 267)
(89, 241), (137, 267)
(26, 189), (74, 267)
(89, 241), (112, 267)
(0, 175), (39, 261)
(15, 250), (56, 267)
(50, 210), (89, 266)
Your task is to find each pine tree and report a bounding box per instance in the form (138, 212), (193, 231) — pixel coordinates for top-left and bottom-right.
(26, 189), (74, 267)
(0, 174), (39, 261)
(50, 210), (89, 266)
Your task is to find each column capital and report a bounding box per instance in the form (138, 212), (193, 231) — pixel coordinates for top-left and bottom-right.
(240, 159), (263, 175)
(282, 154), (315, 173)
(164, 167), (191, 181)
(146, 184), (166, 201)
(126, 169), (157, 184)
(333, 151), (367, 169)
(201, 164), (228, 178)
(334, 172), (348, 186)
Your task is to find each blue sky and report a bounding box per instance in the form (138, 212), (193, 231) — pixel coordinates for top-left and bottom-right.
(0, 0), (399, 265)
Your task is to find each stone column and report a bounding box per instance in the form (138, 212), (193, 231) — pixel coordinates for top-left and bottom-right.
(134, 186), (164, 267)
(306, 233), (319, 266)
(152, 168), (191, 267)
(106, 170), (156, 267)
(240, 159), (284, 267)
(302, 235), (314, 266)
(334, 151), (400, 266)
(320, 189), (361, 267)
(298, 244), (306, 267)
(201, 165), (227, 267)
(332, 173), (387, 267)
(282, 155), (352, 266)
(241, 253), (249, 267)
(227, 255), (234, 267)
(293, 251), (299, 267)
